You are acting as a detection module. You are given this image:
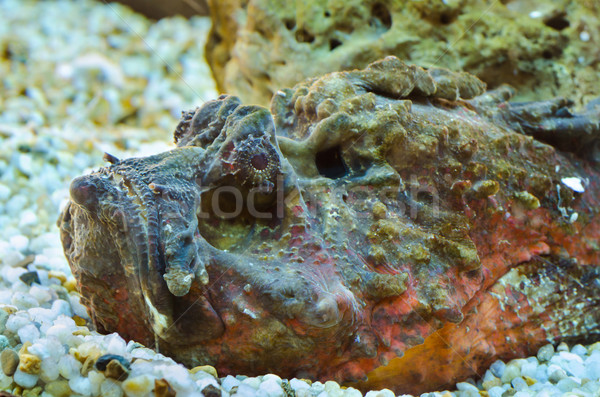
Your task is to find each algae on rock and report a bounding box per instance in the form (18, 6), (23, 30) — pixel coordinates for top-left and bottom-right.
(206, 0), (599, 108)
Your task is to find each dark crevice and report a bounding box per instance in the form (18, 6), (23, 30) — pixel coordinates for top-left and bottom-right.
(284, 19), (296, 30)
(329, 38), (343, 51)
(316, 146), (348, 179)
(439, 12), (454, 25)
(544, 13), (570, 31)
(370, 3), (392, 31)
(295, 28), (315, 43)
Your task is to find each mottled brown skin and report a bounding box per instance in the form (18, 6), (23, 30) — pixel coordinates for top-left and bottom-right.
(58, 57), (600, 394)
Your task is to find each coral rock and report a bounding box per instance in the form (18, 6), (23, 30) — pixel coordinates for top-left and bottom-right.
(205, 0), (599, 108)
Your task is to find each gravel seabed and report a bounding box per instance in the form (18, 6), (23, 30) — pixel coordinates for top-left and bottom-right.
(1, 1), (600, 396)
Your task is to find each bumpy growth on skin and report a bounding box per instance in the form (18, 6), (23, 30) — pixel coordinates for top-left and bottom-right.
(59, 57), (600, 394)
(206, 0), (600, 109)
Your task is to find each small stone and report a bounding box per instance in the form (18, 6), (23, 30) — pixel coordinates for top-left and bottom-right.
(259, 377), (284, 397)
(221, 375), (241, 392)
(482, 377), (502, 390)
(201, 383), (222, 397)
(95, 354), (131, 380)
(19, 271), (40, 286)
(22, 385), (42, 397)
(154, 378), (176, 397)
(324, 380), (343, 397)
(14, 368), (39, 388)
(262, 374), (282, 384)
(456, 382), (479, 392)
(100, 378), (124, 397)
(1, 349), (19, 376)
(18, 353), (41, 374)
(520, 361), (537, 379)
(548, 365), (568, 383)
(122, 374), (155, 397)
(490, 360), (506, 378)
(0, 310), (8, 334)
(344, 387), (363, 397)
(537, 344), (554, 362)
(557, 342), (569, 352)
(556, 377), (580, 392)
(511, 377), (528, 391)
(523, 376), (536, 386)
(572, 344), (588, 357)
(290, 379), (311, 391)
(44, 380), (71, 397)
(501, 363), (521, 383)
(0, 336), (9, 351)
(236, 383), (260, 397)
(190, 365), (218, 379)
(364, 389), (395, 397)
(69, 376), (92, 396)
(241, 377), (261, 389)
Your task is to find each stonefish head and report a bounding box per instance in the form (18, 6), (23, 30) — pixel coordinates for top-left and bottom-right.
(59, 57), (600, 394)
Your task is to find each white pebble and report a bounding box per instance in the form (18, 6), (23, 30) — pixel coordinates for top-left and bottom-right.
(580, 31), (590, 41)
(365, 389), (395, 397)
(101, 378), (124, 397)
(70, 375), (92, 396)
(520, 361), (538, 379)
(511, 377), (528, 391)
(501, 363), (521, 383)
(58, 354), (82, 379)
(456, 382), (479, 392)
(29, 285), (52, 304)
(18, 322), (41, 343)
(104, 332), (127, 354)
(572, 344), (588, 357)
(88, 370), (104, 395)
(490, 360), (506, 377)
(14, 368), (39, 388)
(556, 377), (580, 392)
(19, 210), (38, 228)
(196, 376), (220, 390)
(1, 250), (25, 268)
(236, 383), (260, 397)
(11, 292), (39, 310)
(69, 294), (89, 318)
(5, 311), (29, 331)
(9, 235), (29, 252)
(40, 358), (60, 382)
(259, 378), (284, 397)
(241, 377), (261, 389)
(290, 378), (311, 391)
(0, 184), (11, 201)
(221, 375), (241, 392)
(345, 387), (363, 397)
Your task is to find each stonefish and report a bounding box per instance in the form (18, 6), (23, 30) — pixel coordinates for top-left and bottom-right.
(58, 57), (600, 393)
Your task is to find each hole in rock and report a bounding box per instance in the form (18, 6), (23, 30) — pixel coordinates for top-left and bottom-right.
(329, 38), (342, 51)
(544, 13), (570, 31)
(284, 19), (296, 30)
(295, 28), (315, 43)
(370, 3), (392, 31)
(315, 146), (348, 179)
(439, 12), (455, 25)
